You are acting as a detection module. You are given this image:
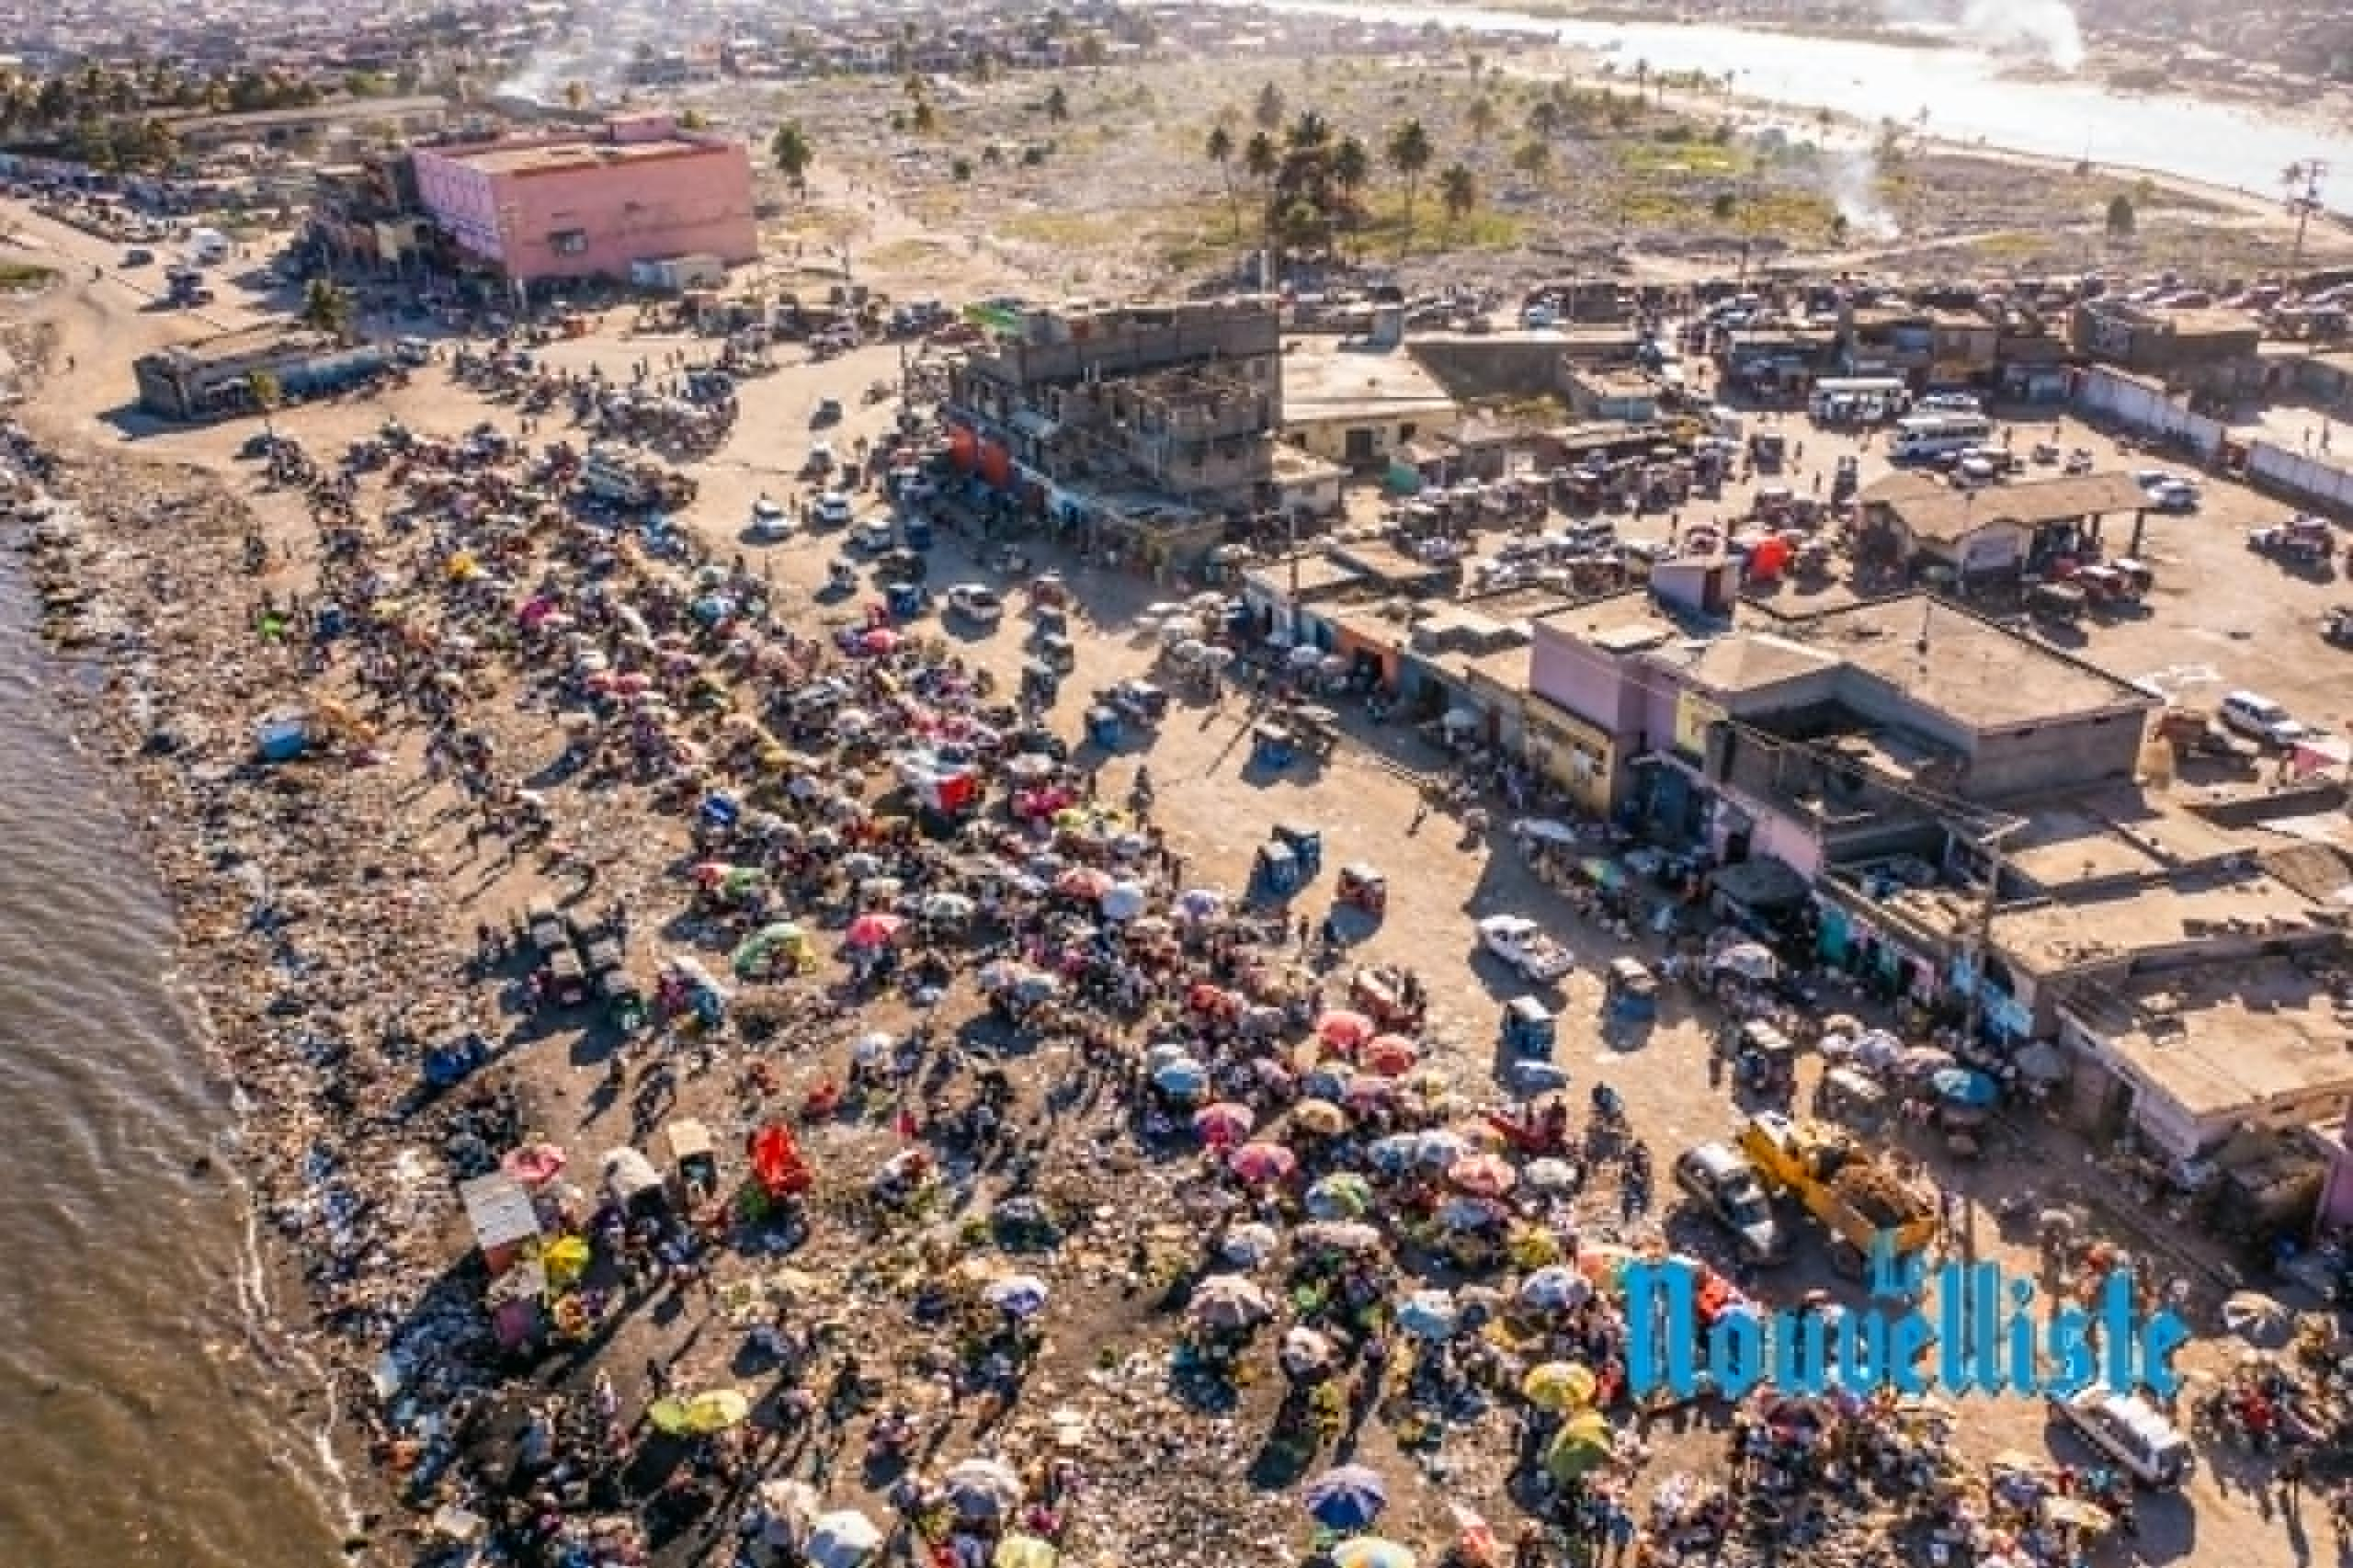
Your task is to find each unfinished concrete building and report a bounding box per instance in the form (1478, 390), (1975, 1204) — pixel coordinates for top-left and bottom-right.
(943, 299), (1282, 510)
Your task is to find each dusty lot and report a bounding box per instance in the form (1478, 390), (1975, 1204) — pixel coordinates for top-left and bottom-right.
(6, 200), (2343, 1566)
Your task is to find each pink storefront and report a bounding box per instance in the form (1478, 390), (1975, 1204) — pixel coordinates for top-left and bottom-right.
(413, 113), (757, 285)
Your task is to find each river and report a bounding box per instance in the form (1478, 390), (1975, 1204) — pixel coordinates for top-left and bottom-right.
(0, 543), (347, 1567)
(1225, 0), (2353, 203)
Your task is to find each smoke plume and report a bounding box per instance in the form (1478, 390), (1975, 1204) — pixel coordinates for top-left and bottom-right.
(1961, 0), (2086, 72)
(1824, 148), (1900, 241)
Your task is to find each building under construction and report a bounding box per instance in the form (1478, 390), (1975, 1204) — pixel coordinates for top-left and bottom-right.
(942, 299), (1283, 516)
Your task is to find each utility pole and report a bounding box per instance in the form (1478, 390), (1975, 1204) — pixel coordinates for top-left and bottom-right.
(1960, 821), (2024, 1045)
(2287, 159), (2329, 280)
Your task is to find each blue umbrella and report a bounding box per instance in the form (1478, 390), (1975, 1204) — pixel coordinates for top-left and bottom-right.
(1929, 1067), (1997, 1108)
(1302, 1065), (1352, 1102)
(983, 1275), (1051, 1317)
(1152, 1058), (1209, 1097)
(1397, 1290), (1460, 1340)
(1302, 1464), (1389, 1530)
(1366, 1133), (1424, 1173)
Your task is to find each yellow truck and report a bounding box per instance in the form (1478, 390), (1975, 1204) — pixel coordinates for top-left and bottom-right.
(1735, 1111), (1937, 1278)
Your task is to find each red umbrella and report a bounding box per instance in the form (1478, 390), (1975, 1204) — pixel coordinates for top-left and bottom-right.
(846, 913), (905, 948)
(862, 628), (900, 653)
(1448, 1153), (1518, 1198)
(1055, 867), (1114, 900)
(1360, 1035), (1419, 1076)
(1193, 1102), (1256, 1147)
(501, 1142), (567, 1186)
(1227, 1142), (1299, 1185)
(1315, 1009), (1375, 1050)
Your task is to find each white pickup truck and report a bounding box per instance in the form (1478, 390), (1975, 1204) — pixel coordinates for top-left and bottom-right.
(1476, 915), (1575, 983)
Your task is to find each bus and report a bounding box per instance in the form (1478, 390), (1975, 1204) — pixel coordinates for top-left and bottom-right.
(1809, 376), (1908, 425)
(1891, 412), (1993, 461)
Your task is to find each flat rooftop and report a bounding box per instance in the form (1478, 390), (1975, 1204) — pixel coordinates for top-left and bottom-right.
(1876, 472), (2154, 545)
(1281, 341), (1457, 421)
(1776, 594), (2152, 730)
(2001, 783), (2252, 892)
(1994, 869), (2331, 974)
(1662, 630), (1840, 697)
(443, 138), (717, 176)
(2071, 960), (2353, 1120)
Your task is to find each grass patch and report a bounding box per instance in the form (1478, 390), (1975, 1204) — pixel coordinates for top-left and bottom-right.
(1353, 189), (1526, 256)
(999, 210), (1130, 247)
(863, 238), (954, 270)
(0, 260), (55, 290)
(1616, 140), (1744, 177)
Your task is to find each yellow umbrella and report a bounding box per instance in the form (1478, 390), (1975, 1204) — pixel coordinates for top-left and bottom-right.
(540, 1234), (592, 1289)
(1521, 1360), (1598, 1412)
(1291, 1098), (1347, 1135)
(994, 1535), (1060, 1568)
(650, 1388), (752, 1434)
(1545, 1411), (1615, 1480)
(1331, 1540), (1416, 1568)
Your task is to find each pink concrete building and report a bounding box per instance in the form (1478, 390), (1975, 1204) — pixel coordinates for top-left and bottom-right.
(413, 113), (757, 284)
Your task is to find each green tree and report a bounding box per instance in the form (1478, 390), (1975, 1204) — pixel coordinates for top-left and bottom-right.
(301, 278), (354, 339)
(769, 120), (813, 196)
(1384, 118), (1434, 256)
(1529, 98), (1563, 139)
(912, 97), (938, 135)
(1206, 124), (1242, 242)
(677, 108), (709, 131)
(1333, 134), (1370, 258)
(2105, 192), (2135, 235)
(1438, 161), (1477, 230)
(1044, 85), (1069, 123)
(1253, 81), (1284, 132)
(1466, 95), (1497, 143)
(1245, 129), (1279, 277)
(563, 80), (586, 110)
(1511, 138), (1551, 180)
(245, 369), (281, 436)
(1076, 31), (1108, 72)
(1710, 190), (1737, 221)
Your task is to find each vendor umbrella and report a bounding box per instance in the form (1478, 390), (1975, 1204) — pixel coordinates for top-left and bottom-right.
(648, 1388), (752, 1435)
(1302, 1065), (1353, 1103)
(1360, 1034), (1419, 1076)
(501, 1142), (567, 1186)
(1522, 1360), (1598, 1412)
(1447, 1153), (1518, 1198)
(1290, 1098), (1348, 1136)
(1330, 1538), (1416, 1568)
(1188, 1275), (1273, 1330)
(1365, 1133), (1424, 1174)
(1151, 1057), (1209, 1097)
(922, 892), (975, 923)
(541, 1233), (592, 1289)
(1176, 888), (1226, 919)
(1523, 1157), (1577, 1191)
(1227, 1142), (1298, 1185)
(1304, 1172), (1373, 1220)
(1315, 1009), (1376, 1049)
(1279, 1325), (1337, 1376)
(943, 1457), (1024, 1517)
(1221, 1221), (1282, 1267)
(1544, 1412), (1614, 1481)
(994, 1537), (1059, 1568)
(846, 913), (905, 948)
(860, 628), (901, 653)
(1055, 867), (1114, 900)
(983, 1275), (1051, 1317)
(1928, 1067), (1998, 1108)
(1295, 1221), (1385, 1255)
(1519, 1265), (1592, 1312)
(1302, 1464), (1389, 1531)
(1100, 881), (1149, 921)
(1397, 1289), (1461, 1340)
(1192, 1101), (1257, 1147)
(2222, 1290), (2294, 1347)
(806, 1509), (883, 1568)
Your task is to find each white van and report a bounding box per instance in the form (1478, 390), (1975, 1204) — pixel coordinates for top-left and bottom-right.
(2219, 690), (2307, 748)
(1892, 413), (1993, 461)
(2048, 1389), (2192, 1489)
(188, 227), (231, 265)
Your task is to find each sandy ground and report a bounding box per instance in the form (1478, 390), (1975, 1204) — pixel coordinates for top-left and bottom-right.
(4, 199), (2348, 1568)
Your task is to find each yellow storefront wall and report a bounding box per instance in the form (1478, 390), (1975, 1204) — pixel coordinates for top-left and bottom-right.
(1673, 690), (1725, 762)
(1526, 697), (1619, 815)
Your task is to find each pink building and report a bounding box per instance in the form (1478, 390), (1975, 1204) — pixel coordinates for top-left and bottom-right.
(412, 113), (757, 285)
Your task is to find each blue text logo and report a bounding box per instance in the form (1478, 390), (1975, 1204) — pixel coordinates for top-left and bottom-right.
(1620, 1234), (2189, 1403)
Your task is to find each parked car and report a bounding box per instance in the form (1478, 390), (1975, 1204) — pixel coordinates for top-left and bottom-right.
(2047, 1389), (2193, 1489)
(851, 517), (895, 553)
(2219, 690), (2308, 748)
(811, 397), (844, 426)
(1672, 1142), (1787, 1264)
(1475, 915), (1575, 983)
(2145, 479), (2200, 513)
(812, 491), (855, 528)
(946, 584), (1004, 625)
(749, 495), (790, 541)
(121, 246), (153, 267)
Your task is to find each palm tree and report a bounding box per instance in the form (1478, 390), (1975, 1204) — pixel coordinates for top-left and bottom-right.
(1044, 85), (1069, 123)
(300, 278), (353, 339)
(1384, 118), (1434, 257)
(1529, 98), (1563, 140)
(1206, 124), (1242, 241)
(1244, 129), (1279, 282)
(244, 369), (280, 437)
(1439, 163), (1477, 231)
(770, 121), (813, 196)
(1333, 134), (1370, 260)
(1253, 81), (1284, 132)
(911, 97), (938, 135)
(1466, 95), (1496, 143)
(1632, 58), (1651, 103)
(1287, 109), (1330, 150)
